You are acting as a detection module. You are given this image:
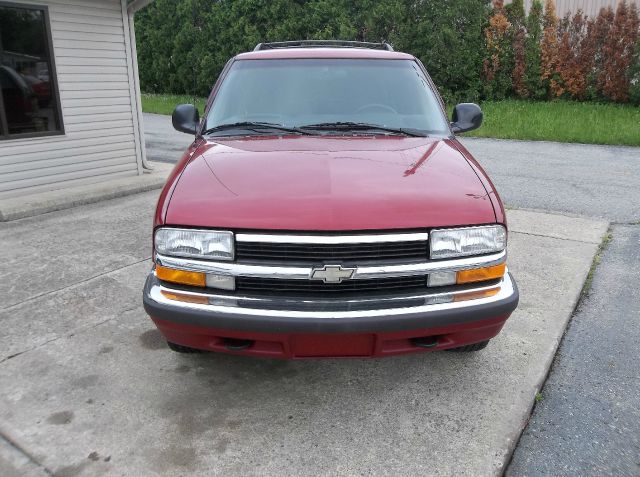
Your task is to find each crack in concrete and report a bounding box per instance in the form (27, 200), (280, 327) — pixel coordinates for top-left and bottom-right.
(0, 310), (137, 366)
(1, 258), (151, 313)
(509, 230), (600, 245)
(611, 220), (640, 226)
(0, 433), (53, 476)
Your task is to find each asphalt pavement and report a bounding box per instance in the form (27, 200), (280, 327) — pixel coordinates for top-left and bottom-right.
(508, 224), (640, 476)
(460, 137), (640, 223)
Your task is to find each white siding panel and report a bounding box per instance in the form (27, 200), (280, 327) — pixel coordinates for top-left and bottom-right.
(0, 167), (138, 198)
(0, 149), (133, 175)
(0, 0), (141, 198)
(0, 163), (137, 193)
(63, 112), (134, 123)
(53, 30), (126, 44)
(53, 39), (126, 51)
(53, 21), (124, 35)
(59, 82), (131, 91)
(63, 96), (132, 107)
(50, 4), (123, 19)
(56, 56), (128, 67)
(64, 104), (132, 116)
(47, 0), (122, 11)
(65, 119), (133, 132)
(55, 48), (126, 59)
(1, 134), (135, 159)
(0, 156), (136, 183)
(61, 89), (132, 99)
(0, 141), (131, 167)
(58, 73), (130, 83)
(57, 65), (129, 75)
(50, 13), (124, 28)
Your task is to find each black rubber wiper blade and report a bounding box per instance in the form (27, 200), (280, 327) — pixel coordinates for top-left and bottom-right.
(202, 122), (311, 136)
(299, 122), (426, 137)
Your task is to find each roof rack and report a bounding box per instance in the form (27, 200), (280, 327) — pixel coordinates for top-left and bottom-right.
(253, 40), (394, 52)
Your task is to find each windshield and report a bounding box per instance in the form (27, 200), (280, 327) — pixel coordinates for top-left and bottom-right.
(205, 59), (449, 136)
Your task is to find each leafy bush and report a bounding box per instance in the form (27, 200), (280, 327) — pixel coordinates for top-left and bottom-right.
(135, 0), (489, 103)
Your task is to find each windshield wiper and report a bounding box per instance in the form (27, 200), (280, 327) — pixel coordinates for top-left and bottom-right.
(202, 122), (311, 136)
(298, 122), (426, 137)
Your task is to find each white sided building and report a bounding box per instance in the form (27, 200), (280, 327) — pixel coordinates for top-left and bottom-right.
(0, 0), (152, 200)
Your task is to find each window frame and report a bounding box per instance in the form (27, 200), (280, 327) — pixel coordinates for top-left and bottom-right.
(0, 1), (65, 140)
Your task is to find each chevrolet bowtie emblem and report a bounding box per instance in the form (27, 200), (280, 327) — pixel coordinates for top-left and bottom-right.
(310, 264), (357, 283)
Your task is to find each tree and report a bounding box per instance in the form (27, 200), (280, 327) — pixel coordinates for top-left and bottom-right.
(540, 0), (561, 97)
(524, 0), (544, 98)
(600, 1), (640, 101)
(399, 0), (489, 104)
(508, 0), (527, 97)
(483, 0), (513, 99)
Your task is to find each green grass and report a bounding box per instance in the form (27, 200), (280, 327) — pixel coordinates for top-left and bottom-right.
(141, 93), (207, 116)
(464, 100), (640, 146)
(141, 94), (640, 146)
(580, 230), (613, 298)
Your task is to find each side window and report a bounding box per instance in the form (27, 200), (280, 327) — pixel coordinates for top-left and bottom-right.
(0, 2), (64, 139)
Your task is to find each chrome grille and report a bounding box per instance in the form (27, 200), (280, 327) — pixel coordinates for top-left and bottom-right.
(235, 232), (429, 263)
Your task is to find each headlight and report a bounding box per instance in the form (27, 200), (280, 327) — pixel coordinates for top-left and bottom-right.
(155, 228), (234, 261)
(430, 225), (506, 259)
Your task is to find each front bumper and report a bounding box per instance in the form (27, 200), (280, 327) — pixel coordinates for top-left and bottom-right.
(143, 272), (519, 358)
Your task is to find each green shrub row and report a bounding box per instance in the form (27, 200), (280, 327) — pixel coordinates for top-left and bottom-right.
(135, 0), (639, 105)
(135, 0), (489, 104)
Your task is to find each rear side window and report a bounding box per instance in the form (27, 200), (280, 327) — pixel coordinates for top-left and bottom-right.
(206, 59), (449, 135)
(0, 2), (63, 139)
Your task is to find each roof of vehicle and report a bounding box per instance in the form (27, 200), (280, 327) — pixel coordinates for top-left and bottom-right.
(235, 48), (415, 61)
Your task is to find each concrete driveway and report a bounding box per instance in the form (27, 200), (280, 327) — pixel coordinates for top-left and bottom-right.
(0, 187), (607, 475)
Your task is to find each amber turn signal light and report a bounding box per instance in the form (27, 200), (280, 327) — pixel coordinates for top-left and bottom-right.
(161, 290), (209, 304)
(156, 265), (206, 287)
(456, 263), (506, 284)
(453, 287), (500, 302)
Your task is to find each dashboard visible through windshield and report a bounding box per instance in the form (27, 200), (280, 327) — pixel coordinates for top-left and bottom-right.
(205, 59), (450, 136)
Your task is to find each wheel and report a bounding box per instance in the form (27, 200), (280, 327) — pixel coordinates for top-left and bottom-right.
(167, 341), (203, 353)
(446, 340), (490, 352)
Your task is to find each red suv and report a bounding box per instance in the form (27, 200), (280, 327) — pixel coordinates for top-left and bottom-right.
(143, 41), (518, 358)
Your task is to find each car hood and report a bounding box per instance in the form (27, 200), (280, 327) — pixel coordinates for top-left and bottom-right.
(165, 135), (496, 230)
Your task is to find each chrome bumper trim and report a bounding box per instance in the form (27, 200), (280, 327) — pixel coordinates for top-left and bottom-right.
(155, 250), (506, 280)
(236, 231), (429, 244)
(146, 271), (515, 319)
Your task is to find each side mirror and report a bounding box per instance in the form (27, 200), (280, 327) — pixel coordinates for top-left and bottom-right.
(172, 104), (200, 135)
(451, 103), (483, 134)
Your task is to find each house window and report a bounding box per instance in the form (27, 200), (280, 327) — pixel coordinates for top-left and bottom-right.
(0, 2), (63, 139)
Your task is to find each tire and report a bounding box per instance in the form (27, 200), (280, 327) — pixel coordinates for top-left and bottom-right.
(167, 341), (203, 353)
(446, 340), (490, 352)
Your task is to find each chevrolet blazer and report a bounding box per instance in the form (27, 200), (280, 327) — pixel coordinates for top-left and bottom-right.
(142, 40), (519, 358)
